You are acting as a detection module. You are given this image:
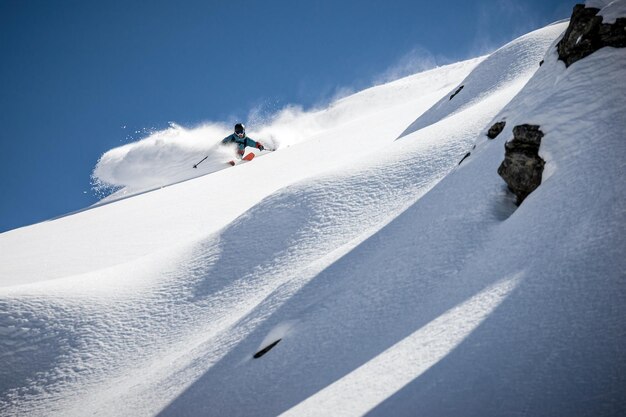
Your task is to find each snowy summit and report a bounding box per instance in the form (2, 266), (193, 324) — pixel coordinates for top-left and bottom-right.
(1, 2), (625, 416)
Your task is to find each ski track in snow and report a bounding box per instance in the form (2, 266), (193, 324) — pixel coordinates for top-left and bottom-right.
(2, 16), (626, 417)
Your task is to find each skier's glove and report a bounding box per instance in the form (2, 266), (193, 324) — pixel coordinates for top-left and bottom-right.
(257, 144), (265, 151)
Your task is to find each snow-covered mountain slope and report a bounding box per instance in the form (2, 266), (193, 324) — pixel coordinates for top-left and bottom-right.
(1, 11), (625, 417)
(0, 56), (483, 288)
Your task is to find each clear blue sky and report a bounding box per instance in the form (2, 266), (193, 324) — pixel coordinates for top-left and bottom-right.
(0, 0), (573, 233)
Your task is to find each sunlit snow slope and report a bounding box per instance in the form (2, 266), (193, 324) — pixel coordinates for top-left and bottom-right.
(2, 14), (625, 417)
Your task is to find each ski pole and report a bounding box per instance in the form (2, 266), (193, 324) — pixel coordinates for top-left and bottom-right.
(193, 156), (208, 169)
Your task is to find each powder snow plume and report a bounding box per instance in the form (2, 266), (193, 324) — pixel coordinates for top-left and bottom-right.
(92, 46), (500, 203)
(91, 104), (345, 201)
(92, 123), (228, 198)
(92, 48), (490, 202)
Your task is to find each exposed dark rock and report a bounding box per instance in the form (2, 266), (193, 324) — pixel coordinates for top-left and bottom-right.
(458, 152), (471, 165)
(487, 121), (506, 139)
(253, 339), (281, 358)
(449, 85), (464, 100)
(497, 125), (545, 205)
(557, 4), (626, 67)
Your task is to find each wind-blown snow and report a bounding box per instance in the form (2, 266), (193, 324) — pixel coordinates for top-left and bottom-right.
(92, 111), (320, 200)
(93, 63), (472, 201)
(92, 123), (235, 197)
(1, 13), (625, 417)
(95, 19), (563, 200)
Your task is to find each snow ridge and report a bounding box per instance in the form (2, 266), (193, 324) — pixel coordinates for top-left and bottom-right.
(2, 14), (626, 417)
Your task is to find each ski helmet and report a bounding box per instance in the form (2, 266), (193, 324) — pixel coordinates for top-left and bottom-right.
(234, 123), (245, 135)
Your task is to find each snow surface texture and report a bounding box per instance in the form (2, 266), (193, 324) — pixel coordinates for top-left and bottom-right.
(1, 14), (625, 417)
(587, 0), (626, 22)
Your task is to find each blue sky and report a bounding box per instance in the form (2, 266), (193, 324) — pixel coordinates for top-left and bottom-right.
(0, 0), (573, 233)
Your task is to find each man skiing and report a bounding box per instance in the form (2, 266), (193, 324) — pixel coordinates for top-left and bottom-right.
(221, 123), (265, 165)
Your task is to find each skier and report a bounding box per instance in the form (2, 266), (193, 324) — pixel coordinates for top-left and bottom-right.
(192, 123), (268, 169)
(222, 123), (265, 165)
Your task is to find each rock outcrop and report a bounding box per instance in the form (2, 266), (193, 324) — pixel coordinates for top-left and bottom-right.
(487, 121), (506, 139)
(449, 85), (464, 100)
(557, 4), (626, 67)
(496, 3), (625, 205)
(458, 152), (471, 165)
(497, 125), (545, 205)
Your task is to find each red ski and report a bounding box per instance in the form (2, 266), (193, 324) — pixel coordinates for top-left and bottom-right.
(228, 152), (256, 166)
